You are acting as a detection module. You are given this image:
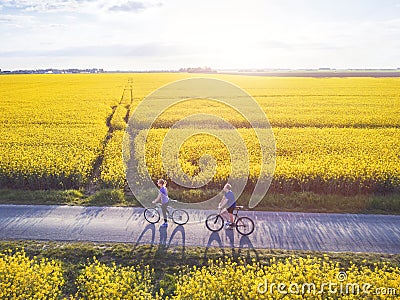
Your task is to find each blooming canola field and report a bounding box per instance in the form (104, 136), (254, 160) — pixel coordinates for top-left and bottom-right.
(1, 250), (399, 299)
(0, 74), (399, 196)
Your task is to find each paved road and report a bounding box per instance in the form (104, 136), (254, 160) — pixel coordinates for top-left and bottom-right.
(1, 205), (400, 254)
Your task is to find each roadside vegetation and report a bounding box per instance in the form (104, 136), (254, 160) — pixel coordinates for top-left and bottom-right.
(1, 241), (399, 299)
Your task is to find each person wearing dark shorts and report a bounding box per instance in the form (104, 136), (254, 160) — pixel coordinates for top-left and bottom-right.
(227, 205), (235, 214)
(218, 183), (236, 228)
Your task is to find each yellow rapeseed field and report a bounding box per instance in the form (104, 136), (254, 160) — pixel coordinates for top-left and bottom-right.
(100, 130), (126, 188)
(139, 127), (400, 194)
(0, 74), (120, 188)
(174, 257), (400, 299)
(0, 250), (64, 299)
(1, 249), (398, 299)
(75, 258), (161, 299)
(1, 75), (399, 298)
(138, 77), (400, 129)
(0, 74), (399, 194)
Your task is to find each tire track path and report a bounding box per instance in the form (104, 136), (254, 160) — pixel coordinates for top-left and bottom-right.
(86, 79), (133, 191)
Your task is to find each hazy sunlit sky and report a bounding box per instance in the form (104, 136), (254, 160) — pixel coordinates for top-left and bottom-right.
(1, 0), (400, 70)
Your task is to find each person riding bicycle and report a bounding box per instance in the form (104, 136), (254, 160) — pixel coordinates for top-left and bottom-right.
(152, 179), (169, 227)
(218, 183), (236, 229)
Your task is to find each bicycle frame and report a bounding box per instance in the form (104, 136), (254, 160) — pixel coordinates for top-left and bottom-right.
(144, 200), (189, 225)
(154, 203), (173, 219)
(220, 206), (242, 223)
(205, 205), (254, 235)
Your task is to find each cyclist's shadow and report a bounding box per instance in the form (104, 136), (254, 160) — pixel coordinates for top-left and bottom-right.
(156, 225), (186, 259)
(134, 223), (156, 250)
(134, 223), (186, 258)
(204, 230), (258, 260)
(225, 228), (236, 256)
(238, 235), (259, 261)
(204, 231), (226, 258)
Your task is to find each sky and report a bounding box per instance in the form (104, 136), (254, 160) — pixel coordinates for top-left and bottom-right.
(0, 0), (400, 70)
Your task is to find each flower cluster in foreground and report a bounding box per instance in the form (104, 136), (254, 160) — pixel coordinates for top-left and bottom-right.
(0, 250), (399, 299)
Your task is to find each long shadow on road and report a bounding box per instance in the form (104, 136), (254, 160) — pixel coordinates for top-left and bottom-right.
(133, 222), (259, 261)
(204, 230), (258, 260)
(134, 223), (186, 259)
(2, 206), (400, 254)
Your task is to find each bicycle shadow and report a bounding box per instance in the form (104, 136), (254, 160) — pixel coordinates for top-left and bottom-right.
(157, 225), (186, 259)
(238, 235), (259, 261)
(225, 228), (236, 256)
(133, 222), (186, 259)
(204, 230), (258, 261)
(133, 223), (156, 251)
(204, 231), (225, 258)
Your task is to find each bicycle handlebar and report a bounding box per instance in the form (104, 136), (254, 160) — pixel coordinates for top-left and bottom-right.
(218, 205), (245, 210)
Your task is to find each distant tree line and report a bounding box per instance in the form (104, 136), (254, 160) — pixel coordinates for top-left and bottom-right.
(0, 68), (104, 75)
(179, 67), (216, 73)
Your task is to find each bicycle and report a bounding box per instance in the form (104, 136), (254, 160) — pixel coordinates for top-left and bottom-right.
(205, 206), (255, 235)
(143, 200), (189, 225)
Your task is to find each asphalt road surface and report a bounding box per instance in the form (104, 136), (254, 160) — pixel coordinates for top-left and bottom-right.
(1, 205), (399, 254)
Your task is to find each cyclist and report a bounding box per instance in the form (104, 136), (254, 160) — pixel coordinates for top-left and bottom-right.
(218, 183), (236, 229)
(152, 179), (169, 227)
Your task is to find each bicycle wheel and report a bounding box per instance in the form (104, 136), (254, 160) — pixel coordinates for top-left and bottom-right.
(143, 208), (160, 224)
(171, 209), (189, 225)
(236, 216), (255, 235)
(205, 214), (224, 232)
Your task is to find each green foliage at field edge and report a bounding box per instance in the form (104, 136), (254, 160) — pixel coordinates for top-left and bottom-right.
(0, 240), (399, 298)
(0, 188), (399, 214)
